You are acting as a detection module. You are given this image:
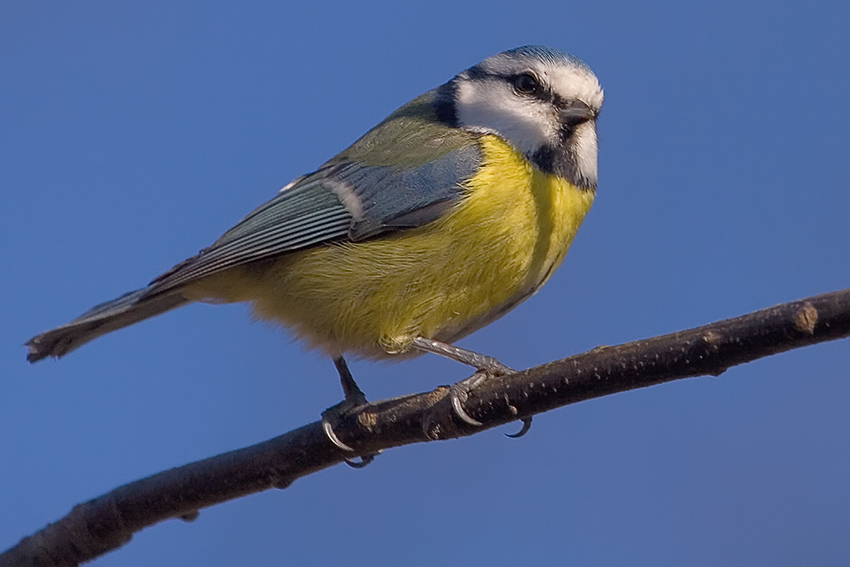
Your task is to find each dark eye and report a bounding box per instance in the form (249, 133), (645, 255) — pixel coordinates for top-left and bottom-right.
(513, 73), (541, 95)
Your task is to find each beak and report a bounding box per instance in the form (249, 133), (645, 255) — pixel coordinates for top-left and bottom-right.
(560, 100), (596, 128)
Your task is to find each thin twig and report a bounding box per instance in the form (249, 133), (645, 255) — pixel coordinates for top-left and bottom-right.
(2, 288), (848, 567)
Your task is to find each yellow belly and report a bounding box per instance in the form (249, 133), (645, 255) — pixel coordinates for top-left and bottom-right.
(184, 135), (595, 359)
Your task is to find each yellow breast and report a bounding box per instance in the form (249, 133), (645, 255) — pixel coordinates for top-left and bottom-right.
(185, 135), (595, 359)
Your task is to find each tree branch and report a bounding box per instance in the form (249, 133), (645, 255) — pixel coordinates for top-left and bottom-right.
(3, 288), (849, 567)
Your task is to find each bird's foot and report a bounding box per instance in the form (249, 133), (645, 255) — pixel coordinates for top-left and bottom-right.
(321, 357), (381, 468)
(412, 338), (529, 435)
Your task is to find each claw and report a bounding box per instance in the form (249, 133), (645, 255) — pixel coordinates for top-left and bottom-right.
(449, 380), (484, 426)
(505, 417), (533, 438)
(178, 510), (200, 522)
(451, 389), (483, 426)
(344, 452), (381, 469)
(323, 409), (382, 468)
(322, 417), (356, 452)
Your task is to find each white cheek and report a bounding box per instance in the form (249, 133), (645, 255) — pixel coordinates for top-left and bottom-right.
(455, 81), (554, 154)
(572, 121), (599, 185)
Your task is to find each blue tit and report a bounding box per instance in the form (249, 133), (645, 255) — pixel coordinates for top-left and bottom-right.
(27, 46), (603, 424)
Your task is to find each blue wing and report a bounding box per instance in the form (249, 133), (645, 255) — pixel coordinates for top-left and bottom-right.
(148, 143), (482, 294)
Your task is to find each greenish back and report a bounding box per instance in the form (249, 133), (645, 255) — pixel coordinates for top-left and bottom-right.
(335, 90), (475, 168)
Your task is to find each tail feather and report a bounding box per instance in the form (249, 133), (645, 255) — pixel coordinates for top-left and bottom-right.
(26, 289), (190, 362)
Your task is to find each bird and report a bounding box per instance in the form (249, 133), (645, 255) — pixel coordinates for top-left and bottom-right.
(26, 46), (603, 448)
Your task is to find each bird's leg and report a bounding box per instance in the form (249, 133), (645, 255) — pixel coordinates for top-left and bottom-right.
(334, 356), (368, 407)
(321, 356), (378, 467)
(411, 337), (513, 375)
(412, 337), (532, 435)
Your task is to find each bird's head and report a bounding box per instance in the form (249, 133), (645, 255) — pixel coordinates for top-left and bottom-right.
(437, 46), (604, 190)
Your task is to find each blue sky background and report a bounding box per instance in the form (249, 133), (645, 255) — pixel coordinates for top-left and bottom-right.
(2, 2), (849, 565)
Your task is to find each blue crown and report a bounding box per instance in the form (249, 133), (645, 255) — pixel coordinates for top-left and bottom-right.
(504, 45), (590, 71)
